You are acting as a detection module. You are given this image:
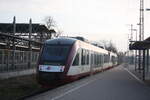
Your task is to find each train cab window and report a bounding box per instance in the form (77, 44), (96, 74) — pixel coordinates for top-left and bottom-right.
(40, 45), (70, 65)
(72, 52), (80, 66)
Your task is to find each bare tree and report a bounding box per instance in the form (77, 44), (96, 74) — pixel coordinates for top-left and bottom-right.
(55, 29), (63, 37)
(117, 52), (125, 64)
(100, 40), (118, 53)
(43, 16), (56, 39)
(107, 41), (117, 53)
(43, 16), (63, 38)
(44, 16), (56, 30)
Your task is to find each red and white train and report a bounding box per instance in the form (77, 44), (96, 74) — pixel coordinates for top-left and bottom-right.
(37, 37), (118, 86)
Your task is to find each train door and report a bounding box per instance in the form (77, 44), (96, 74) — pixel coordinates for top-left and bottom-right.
(67, 48), (81, 76)
(81, 49), (90, 73)
(90, 51), (94, 75)
(101, 54), (104, 70)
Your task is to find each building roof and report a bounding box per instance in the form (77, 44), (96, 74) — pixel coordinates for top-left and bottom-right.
(45, 37), (77, 45)
(0, 23), (55, 33)
(129, 36), (150, 50)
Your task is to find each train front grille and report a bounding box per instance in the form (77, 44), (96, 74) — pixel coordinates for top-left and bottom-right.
(39, 72), (64, 84)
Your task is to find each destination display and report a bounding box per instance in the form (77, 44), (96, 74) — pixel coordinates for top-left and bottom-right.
(39, 65), (65, 72)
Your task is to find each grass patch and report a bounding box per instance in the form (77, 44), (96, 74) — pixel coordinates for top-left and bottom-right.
(0, 74), (42, 100)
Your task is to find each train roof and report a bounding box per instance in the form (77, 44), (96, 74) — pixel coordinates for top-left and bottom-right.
(45, 38), (117, 56)
(45, 37), (78, 45)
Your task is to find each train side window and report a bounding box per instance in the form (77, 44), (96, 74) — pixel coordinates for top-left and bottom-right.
(104, 54), (106, 63)
(94, 53), (96, 66)
(104, 54), (109, 63)
(93, 53), (95, 66)
(95, 53), (97, 66)
(111, 56), (116, 64)
(98, 54), (100, 65)
(91, 53), (93, 65)
(96, 53), (98, 66)
(81, 49), (83, 65)
(72, 51), (80, 66)
(87, 50), (89, 65)
(97, 53), (98, 66)
(99, 54), (101, 65)
(84, 50), (87, 65)
(81, 49), (86, 65)
(101, 54), (104, 64)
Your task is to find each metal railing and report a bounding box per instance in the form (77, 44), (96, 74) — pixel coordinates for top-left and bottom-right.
(0, 49), (39, 73)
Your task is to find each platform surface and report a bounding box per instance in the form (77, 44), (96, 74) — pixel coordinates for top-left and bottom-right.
(26, 65), (150, 100)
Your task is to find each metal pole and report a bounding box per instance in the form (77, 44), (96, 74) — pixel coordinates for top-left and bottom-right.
(130, 24), (134, 65)
(135, 29), (138, 71)
(147, 49), (149, 73)
(143, 50), (145, 81)
(138, 0), (144, 73)
(130, 24), (133, 41)
(12, 16), (16, 70)
(135, 50), (137, 70)
(6, 39), (10, 71)
(28, 18), (32, 68)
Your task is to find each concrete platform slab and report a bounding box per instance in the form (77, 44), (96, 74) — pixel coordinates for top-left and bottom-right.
(26, 65), (150, 100)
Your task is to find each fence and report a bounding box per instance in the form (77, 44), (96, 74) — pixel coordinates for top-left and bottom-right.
(0, 49), (39, 73)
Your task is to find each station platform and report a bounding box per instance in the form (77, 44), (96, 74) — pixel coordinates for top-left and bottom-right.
(26, 65), (150, 100)
(126, 64), (150, 81)
(0, 69), (35, 79)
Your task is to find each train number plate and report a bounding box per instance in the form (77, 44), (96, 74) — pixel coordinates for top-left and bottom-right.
(39, 65), (65, 72)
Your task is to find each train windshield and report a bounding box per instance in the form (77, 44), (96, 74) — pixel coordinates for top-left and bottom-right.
(40, 45), (70, 65)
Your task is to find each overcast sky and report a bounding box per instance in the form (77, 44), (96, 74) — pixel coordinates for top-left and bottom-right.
(0, 0), (150, 51)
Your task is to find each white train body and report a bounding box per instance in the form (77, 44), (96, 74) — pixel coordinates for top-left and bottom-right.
(37, 38), (118, 86)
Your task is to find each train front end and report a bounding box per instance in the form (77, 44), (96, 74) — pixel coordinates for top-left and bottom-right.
(37, 38), (76, 86)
